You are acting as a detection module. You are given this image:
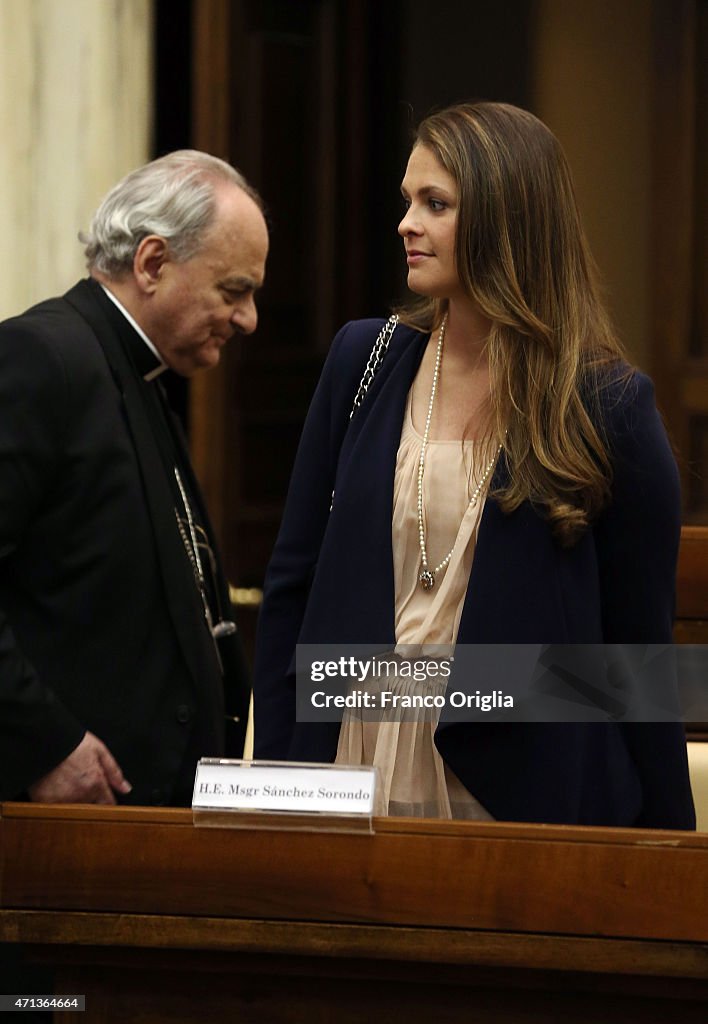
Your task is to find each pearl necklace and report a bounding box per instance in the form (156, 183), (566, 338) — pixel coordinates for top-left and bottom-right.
(417, 315), (501, 592)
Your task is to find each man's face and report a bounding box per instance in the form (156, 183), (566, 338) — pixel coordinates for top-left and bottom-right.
(149, 184), (269, 377)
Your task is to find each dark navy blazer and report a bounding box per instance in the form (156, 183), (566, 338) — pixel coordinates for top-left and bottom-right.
(253, 318), (695, 829)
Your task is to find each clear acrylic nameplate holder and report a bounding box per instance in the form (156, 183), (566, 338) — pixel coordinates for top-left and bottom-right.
(192, 759), (380, 834)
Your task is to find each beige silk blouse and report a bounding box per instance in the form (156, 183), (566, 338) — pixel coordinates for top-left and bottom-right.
(335, 391), (494, 820)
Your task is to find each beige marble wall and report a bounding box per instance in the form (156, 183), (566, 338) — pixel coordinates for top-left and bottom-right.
(0, 0), (153, 319)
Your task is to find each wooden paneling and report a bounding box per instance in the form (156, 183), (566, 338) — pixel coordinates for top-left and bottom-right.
(189, 2), (345, 673)
(188, 0), (233, 542)
(676, 526), (708, 621)
(651, 0), (708, 522)
(676, 525), (708, 739)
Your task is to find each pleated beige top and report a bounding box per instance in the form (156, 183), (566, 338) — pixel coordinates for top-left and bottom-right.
(335, 391), (494, 819)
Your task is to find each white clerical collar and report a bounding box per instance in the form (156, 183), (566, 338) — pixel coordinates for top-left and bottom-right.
(100, 284), (168, 381)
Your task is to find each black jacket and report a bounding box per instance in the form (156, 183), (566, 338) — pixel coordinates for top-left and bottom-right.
(0, 279), (249, 804)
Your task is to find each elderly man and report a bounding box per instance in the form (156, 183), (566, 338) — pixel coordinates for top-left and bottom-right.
(0, 150), (268, 806)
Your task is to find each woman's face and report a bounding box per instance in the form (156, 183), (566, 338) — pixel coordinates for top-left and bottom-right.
(398, 145), (459, 299)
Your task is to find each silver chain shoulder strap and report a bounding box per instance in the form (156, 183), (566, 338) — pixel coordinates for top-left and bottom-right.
(348, 314), (399, 419)
(330, 314), (399, 512)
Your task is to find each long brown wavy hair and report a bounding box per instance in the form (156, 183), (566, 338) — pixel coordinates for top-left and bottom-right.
(397, 101), (629, 546)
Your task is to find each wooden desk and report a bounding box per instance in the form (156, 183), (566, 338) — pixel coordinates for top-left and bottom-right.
(1, 804), (707, 1022)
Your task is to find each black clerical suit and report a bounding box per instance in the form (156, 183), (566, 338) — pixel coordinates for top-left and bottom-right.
(0, 278), (249, 804)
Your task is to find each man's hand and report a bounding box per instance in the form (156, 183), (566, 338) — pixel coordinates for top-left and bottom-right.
(27, 731), (132, 804)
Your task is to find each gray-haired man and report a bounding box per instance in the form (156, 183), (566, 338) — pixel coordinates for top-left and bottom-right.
(0, 151), (268, 806)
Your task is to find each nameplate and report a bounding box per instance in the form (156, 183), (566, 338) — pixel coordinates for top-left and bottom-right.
(192, 759), (378, 831)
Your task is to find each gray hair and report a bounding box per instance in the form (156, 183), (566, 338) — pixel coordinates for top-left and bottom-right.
(80, 150), (262, 276)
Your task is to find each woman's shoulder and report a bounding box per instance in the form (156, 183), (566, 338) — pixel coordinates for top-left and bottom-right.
(317, 316), (425, 423)
(583, 361), (659, 435)
(329, 316), (423, 365)
(584, 363), (678, 505)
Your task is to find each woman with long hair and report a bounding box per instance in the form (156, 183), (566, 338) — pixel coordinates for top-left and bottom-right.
(253, 102), (695, 828)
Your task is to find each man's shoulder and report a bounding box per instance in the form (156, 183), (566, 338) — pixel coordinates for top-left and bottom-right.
(1, 295), (67, 330)
(0, 282), (104, 364)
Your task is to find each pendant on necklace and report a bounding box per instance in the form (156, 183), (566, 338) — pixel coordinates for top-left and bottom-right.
(419, 569), (435, 592)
